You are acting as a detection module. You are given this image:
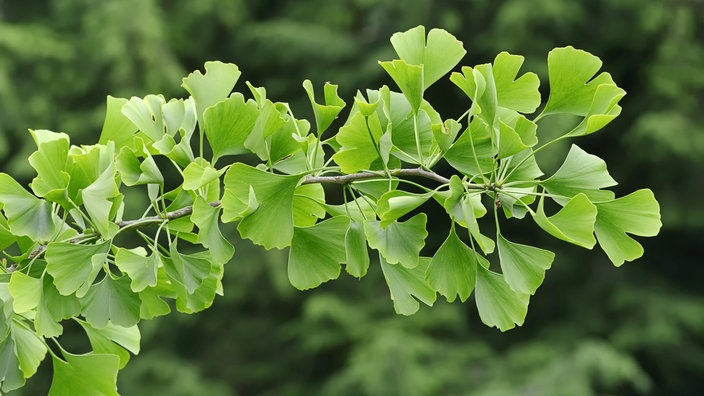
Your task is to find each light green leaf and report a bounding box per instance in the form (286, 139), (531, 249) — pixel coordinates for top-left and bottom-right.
(182, 158), (224, 191)
(364, 213), (427, 268)
(567, 83), (626, 136)
(99, 96), (138, 149)
(49, 352), (120, 396)
(28, 130), (70, 204)
(0, 173), (58, 241)
(116, 146), (163, 186)
(173, 251), (223, 314)
(121, 94), (166, 143)
(191, 197), (234, 264)
(36, 275), (81, 337)
(542, 144), (617, 204)
(444, 118), (496, 177)
(379, 60), (424, 113)
(332, 111), (382, 174)
(46, 240), (110, 296)
(302, 79), (346, 134)
(451, 64), (497, 125)
(11, 321), (47, 379)
(345, 220), (369, 278)
(114, 247), (158, 292)
(80, 275), (141, 328)
(380, 256), (436, 315)
(325, 197), (376, 222)
(492, 52), (541, 113)
(292, 184), (326, 227)
(475, 265), (530, 331)
(502, 148), (543, 183)
(181, 61), (241, 130)
(81, 160), (121, 238)
(79, 321), (140, 369)
(163, 244), (213, 295)
(8, 272), (41, 314)
(542, 46), (616, 116)
(377, 190), (433, 227)
(389, 25), (466, 89)
(288, 216), (349, 290)
(497, 120), (530, 159)
(202, 92), (259, 163)
(498, 234), (555, 295)
(222, 163), (302, 249)
(532, 193), (597, 249)
(425, 227), (477, 302)
(594, 189), (661, 266)
(0, 335), (24, 392)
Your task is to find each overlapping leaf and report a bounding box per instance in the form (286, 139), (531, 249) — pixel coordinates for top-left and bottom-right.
(380, 256), (436, 315)
(532, 193), (597, 248)
(475, 265), (530, 331)
(364, 214), (427, 268)
(425, 227), (477, 302)
(288, 216), (349, 290)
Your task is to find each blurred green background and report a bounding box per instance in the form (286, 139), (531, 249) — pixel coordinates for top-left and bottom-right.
(1, 0), (703, 395)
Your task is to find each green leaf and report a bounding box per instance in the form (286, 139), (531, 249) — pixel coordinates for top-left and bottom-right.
(444, 118), (496, 177)
(0, 334), (24, 392)
(46, 240), (110, 297)
(79, 321), (140, 369)
(389, 25), (466, 89)
(425, 227), (477, 302)
(292, 184), (326, 227)
(541, 46), (616, 116)
(325, 197), (376, 222)
(80, 275), (141, 328)
(380, 256), (436, 315)
(8, 272), (41, 314)
(302, 79), (346, 134)
(27, 129), (70, 204)
(497, 234), (555, 295)
(377, 190), (433, 227)
(36, 275), (81, 337)
(594, 189), (661, 266)
(451, 64), (497, 125)
(344, 220), (370, 278)
(378, 60), (424, 113)
(181, 158), (224, 191)
(114, 247), (158, 292)
(532, 193), (598, 249)
(49, 352), (120, 396)
(11, 321), (47, 380)
(497, 120), (530, 159)
(81, 160), (121, 238)
(173, 251), (223, 314)
(121, 94), (166, 143)
(181, 61), (241, 131)
(191, 197), (235, 264)
(202, 92), (259, 163)
(364, 213), (428, 268)
(475, 265), (530, 331)
(542, 144), (617, 204)
(567, 83), (626, 136)
(163, 244), (213, 295)
(332, 111), (382, 174)
(222, 163), (302, 249)
(288, 216), (349, 290)
(492, 52), (541, 113)
(98, 96), (138, 149)
(116, 145), (163, 186)
(0, 173), (58, 241)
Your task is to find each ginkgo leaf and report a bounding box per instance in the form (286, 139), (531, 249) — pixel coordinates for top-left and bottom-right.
(380, 256), (436, 316)
(542, 144), (617, 204)
(378, 60), (424, 113)
(121, 95), (166, 143)
(302, 79), (346, 134)
(444, 118), (496, 177)
(27, 130), (70, 204)
(191, 198), (234, 265)
(389, 25), (466, 89)
(594, 189), (661, 266)
(332, 111), (382, 174)
(173, 251), (223, 314)
(10, 321), (48, 380)
(345, 220), (370, 278)
(49, 351), (120, 396)
(116, 146), (163, 187)
(292, 184), (326, 227)
(78, 321), (140, 369)
(181, 61), (241, 130)
(567, 83), (626, 137)
(475, 265), (529, 331)
(114, 247), (158, 292)
(451, 64), (498, 125)
(497, 234), (555, 295)
(364, 213), (428, 268)
(541, 46), (616, 116)
(532, 193), (597, 249)
(222, 163), (302, 249)
(81, 160), (121, 238)
(425, 227), (477, 302)
(202, 93), (259, 163)
(492, 52), (541, 114)
(288, 216), (349, 290)
(46, 241), (111, 297)
(377, 190), (434, 227)
(181, 158), (224, 191)
(80, 275), (141, 328)
(99, 96), (138, 150)
(0, 334), (25, 391)
(0, 173), (58, 241)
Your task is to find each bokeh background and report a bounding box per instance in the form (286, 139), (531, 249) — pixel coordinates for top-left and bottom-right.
(1, 0), (703, 395)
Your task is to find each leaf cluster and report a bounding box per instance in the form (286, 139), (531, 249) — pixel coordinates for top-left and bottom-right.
(0, 26), (660, 393)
